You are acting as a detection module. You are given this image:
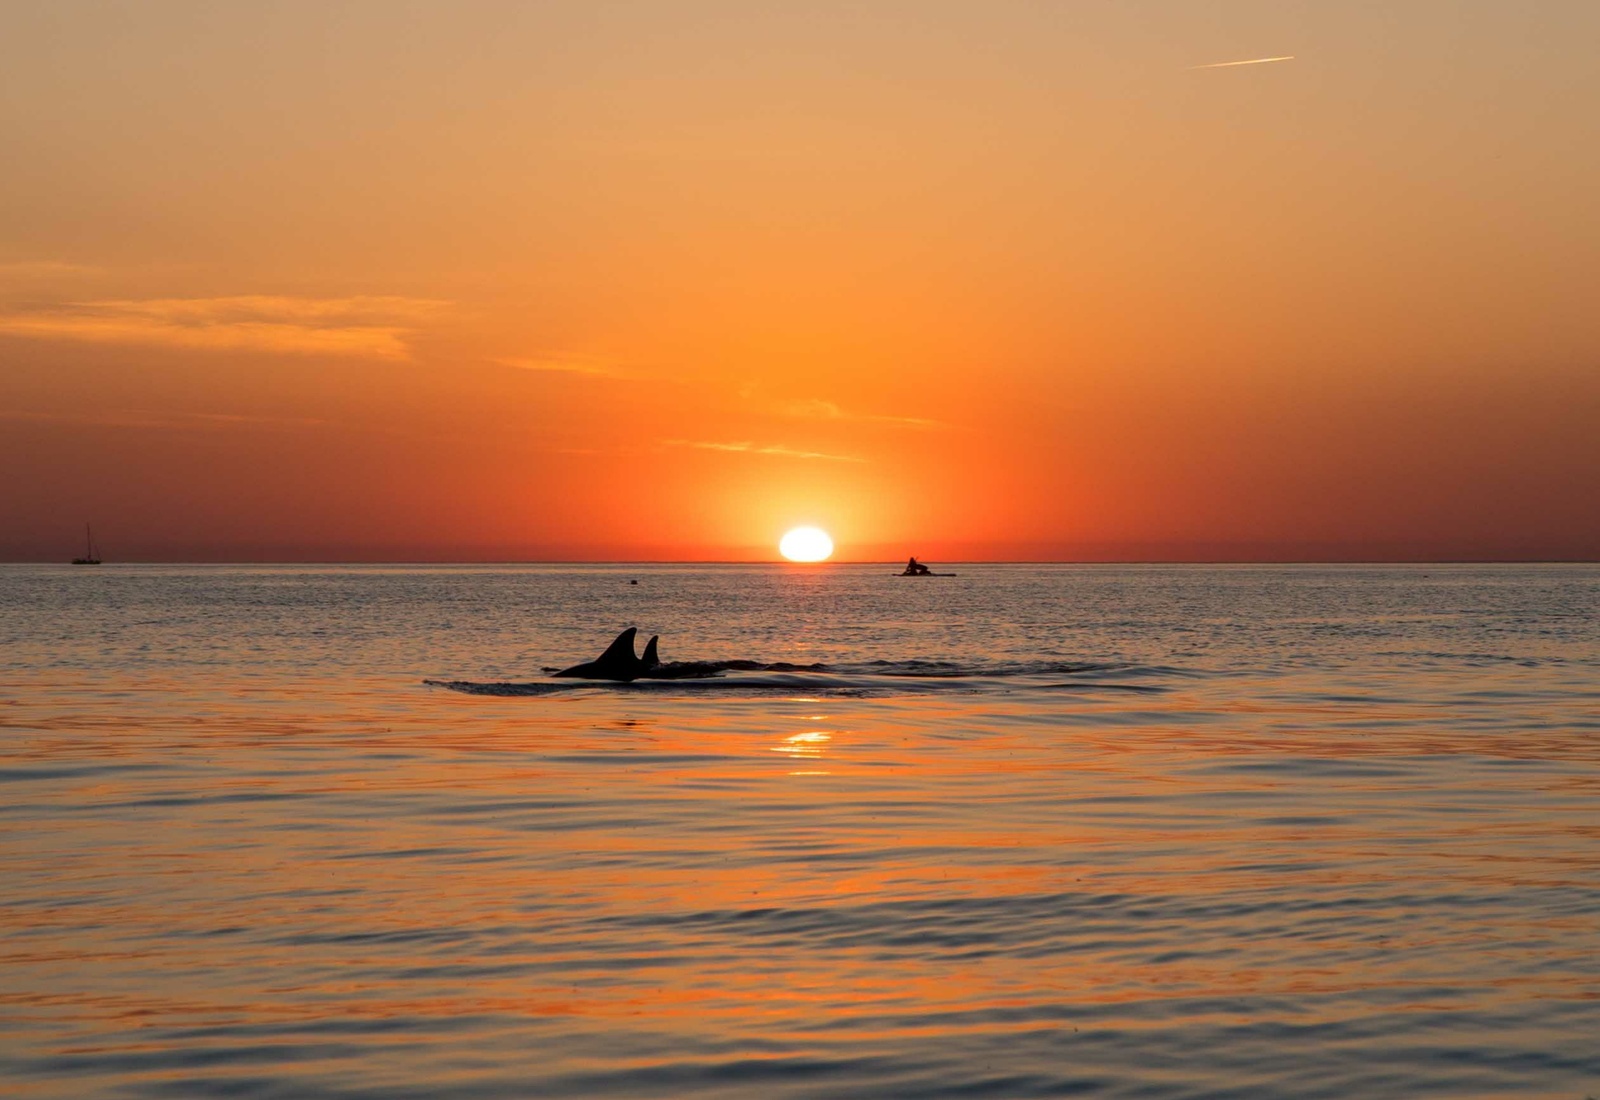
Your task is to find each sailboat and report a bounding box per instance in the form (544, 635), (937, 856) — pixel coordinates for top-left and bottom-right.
(71, 524), (101, 565)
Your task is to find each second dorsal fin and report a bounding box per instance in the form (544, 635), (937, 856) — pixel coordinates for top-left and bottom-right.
(641, 635), (659, 667)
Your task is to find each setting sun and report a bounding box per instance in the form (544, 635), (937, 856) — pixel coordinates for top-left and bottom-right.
(779, 527), (834, 563)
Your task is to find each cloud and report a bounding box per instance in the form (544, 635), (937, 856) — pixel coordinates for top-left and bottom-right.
(0, 260), (101, 281)
(781, 398), (944, 429)
(0, 295), (447, 358)
(0, 408), (330, 431)
(663, 439), (866, 463)
(1189, 55), (1295, 70)
(494, 354), (633, 379)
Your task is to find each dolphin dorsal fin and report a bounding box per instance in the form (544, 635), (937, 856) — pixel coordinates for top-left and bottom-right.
(641, 635), (659, 667)
(596, 627), (638, 664)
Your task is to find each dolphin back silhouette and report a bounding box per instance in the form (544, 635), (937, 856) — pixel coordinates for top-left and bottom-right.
(553, 627), (661, 681)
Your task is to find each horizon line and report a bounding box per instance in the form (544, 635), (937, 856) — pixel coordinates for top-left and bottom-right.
(5, 558), (1597, 566)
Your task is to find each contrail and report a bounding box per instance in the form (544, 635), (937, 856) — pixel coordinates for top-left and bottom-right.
(1189, 55), (1295, 70)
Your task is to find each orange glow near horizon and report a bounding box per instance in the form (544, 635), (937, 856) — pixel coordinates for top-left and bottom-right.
(1, 4), (1598, 561)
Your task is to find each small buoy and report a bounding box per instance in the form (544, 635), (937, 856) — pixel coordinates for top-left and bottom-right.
(630, 579), (638, 585)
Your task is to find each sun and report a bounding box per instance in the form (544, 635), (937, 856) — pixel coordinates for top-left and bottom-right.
(779, 526), (834, 562)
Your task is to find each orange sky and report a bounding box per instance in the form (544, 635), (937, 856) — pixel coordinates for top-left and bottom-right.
(3, 1), (1597, 561)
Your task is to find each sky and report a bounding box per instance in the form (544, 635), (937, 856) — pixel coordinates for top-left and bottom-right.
(2, 0), (1597, 561)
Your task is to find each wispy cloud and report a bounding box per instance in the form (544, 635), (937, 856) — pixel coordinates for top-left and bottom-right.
(0, 260), (101, 281)
(0, 408), (331, 432)
(1189, 55), (1295, 70)
(781, 398), (944, 429)
(664, 439), (866, 463)
(0, 295), (447, 358)
(494, 354), (634, 379)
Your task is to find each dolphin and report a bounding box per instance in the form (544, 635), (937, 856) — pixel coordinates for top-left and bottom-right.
(553, 627), (661, 681)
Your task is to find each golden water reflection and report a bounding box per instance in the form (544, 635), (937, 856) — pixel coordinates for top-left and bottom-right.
(774, 730), (832, 756)
(4, 667), (1599, 1098)
(774, 728), (833, 775)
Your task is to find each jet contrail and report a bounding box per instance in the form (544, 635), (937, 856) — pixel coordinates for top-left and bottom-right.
(1189, 55), (1295, 70)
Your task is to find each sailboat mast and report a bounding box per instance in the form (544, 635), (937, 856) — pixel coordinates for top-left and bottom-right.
(72, 522), (101, 564)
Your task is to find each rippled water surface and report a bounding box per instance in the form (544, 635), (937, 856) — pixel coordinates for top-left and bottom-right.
(2, 563), (1598, 1098)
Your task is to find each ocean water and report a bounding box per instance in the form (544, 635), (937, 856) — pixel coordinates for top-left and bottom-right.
(1, 562), (1597, 1099)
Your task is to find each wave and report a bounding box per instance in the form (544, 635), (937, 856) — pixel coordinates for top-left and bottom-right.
(426, 673), (876, 698)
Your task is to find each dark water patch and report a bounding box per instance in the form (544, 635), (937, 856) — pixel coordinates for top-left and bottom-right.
(11, 1040), (372, 1079)
(52, 1011), (1600, 1100)
(571, 886), (1600, 955)
(267, 926), (486, 948)
(1196, 758), (1417, 778)
(1223, 861), (1335, 874)
(0, 762), (165, 783)
(89, 790), (309, 810)
(327, 846), (478, 862)
(1036, 680), (1167, 693)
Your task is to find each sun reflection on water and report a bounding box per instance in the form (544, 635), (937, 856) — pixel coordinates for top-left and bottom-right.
(775, 729), (833, 774)
(775, 731), (831, 756)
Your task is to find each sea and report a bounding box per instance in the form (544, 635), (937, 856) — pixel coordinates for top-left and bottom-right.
(1, 563), (1597, 1099)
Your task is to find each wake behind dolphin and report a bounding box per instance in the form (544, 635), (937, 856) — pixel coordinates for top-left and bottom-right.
(424, 626), (1178, 698)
